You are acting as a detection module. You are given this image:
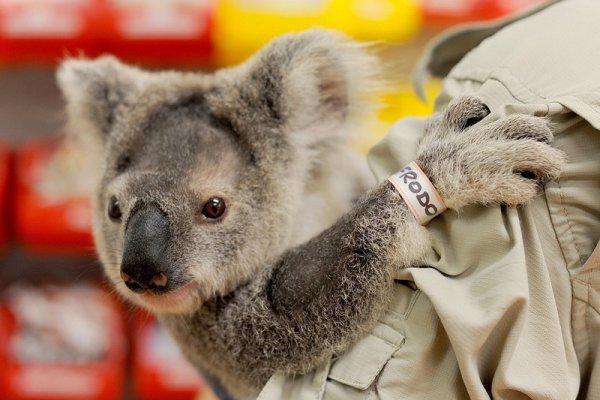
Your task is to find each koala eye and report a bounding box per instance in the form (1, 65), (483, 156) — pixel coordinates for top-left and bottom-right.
(108, 196), (122, 221)
(201, 197), (227, 221)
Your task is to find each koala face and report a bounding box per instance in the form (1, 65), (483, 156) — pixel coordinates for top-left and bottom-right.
(98, 96), (257, 314)
(57, 29), (378, 315)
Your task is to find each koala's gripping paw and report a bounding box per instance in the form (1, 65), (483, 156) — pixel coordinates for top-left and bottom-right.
(416, 96), (566, 210)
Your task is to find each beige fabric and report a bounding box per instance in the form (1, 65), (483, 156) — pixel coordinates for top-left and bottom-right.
(257, 1), (600, 399)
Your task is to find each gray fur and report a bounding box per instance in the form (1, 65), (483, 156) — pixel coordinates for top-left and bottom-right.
(57, 29), (565, 399)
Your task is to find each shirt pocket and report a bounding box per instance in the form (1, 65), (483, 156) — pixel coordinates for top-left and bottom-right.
(326, 323), (405, 393)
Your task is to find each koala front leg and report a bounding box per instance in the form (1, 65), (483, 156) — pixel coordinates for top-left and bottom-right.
(235, 181), (426, 372)
(165, 97), (566, 398)
(166, 181), (424, 397)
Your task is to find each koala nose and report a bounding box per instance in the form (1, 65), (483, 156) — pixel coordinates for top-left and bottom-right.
(120, 270), (168, 293)
(121, 204), (172, 294)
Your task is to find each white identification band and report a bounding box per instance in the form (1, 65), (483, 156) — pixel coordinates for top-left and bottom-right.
(388, 161), (447, 225)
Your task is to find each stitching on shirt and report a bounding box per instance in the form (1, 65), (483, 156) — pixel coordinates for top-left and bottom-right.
(451, 74), (536, 106)
(386, 289), (421, 321)
(562, 94), (600, 120)
(451, 66), (547, 102)
(495, 66), (548, 100)
(541, 190), (580, 324)
(572, 278), (600, 315)
(557, 177), (585, 267)
(401, 289), (421, 321)
(367, 388), (377, 400)
(570, 280), (593, 386)
(586, 283), (593, 378)
(317, 359), (332, 400)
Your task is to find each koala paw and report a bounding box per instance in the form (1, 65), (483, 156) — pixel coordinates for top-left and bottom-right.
(417, 96), (566, 210)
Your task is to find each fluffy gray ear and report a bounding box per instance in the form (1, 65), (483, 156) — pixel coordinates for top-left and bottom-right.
(211, 29), (381, 145)
(57, 55), (137, 142)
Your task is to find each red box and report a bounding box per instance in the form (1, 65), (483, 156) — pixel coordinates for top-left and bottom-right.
(423, 0), (546, 26)
(132, 313), (205, 400)
(0, 0), (215, 66)
(101, 0), (214, 67)
(0, 285), (127, 400)
(14, 139), (94, 255)
(0, 0), (105, 65)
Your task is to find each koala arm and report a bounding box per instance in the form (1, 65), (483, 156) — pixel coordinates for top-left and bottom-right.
(217, 180), (424, 375)
(165, 97), (566, 396)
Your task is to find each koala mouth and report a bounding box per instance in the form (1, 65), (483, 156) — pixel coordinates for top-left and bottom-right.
(135, 281), (200, 315)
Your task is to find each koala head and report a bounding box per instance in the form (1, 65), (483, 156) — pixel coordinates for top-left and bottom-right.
(57, 29), (378, 315)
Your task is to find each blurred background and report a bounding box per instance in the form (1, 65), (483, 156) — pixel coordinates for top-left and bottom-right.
(0, 1), (546, 399)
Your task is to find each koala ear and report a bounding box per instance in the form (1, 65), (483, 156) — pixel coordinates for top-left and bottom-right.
(212, 29), (381, 145)
(57, 55), (138, 143)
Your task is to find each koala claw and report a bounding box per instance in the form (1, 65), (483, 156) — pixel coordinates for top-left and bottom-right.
(468, 140), (565, 207)
(487, 114), (555, 144)
(416, 96), (566, 210)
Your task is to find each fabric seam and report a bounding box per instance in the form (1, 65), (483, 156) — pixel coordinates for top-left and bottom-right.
(385, 289), (421, 321)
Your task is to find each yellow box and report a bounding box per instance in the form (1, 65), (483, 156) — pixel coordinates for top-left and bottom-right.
(214, 0), (422, 66)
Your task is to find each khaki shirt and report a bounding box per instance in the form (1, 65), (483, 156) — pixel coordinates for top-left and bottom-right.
(258, 1), (600, 399)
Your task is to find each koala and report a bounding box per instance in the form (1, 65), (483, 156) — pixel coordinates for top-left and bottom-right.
(57, 30), (565, 399)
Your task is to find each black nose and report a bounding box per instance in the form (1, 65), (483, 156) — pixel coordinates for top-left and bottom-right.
(121, 204), (171, 294)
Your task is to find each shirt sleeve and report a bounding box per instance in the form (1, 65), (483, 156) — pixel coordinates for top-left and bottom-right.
(368, 113), (579, 399)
